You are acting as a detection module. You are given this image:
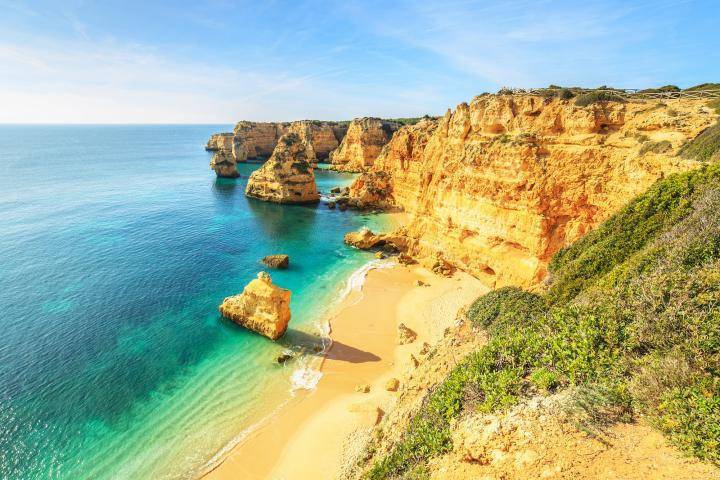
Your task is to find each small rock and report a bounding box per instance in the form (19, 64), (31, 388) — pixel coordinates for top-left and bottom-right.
(419, 342), (431, 355)
(327, 201), (336, 209)
(385, 378), (400, 392)
(339, 203), (348, 211)
(397, 323), (417, 345)
(409, 354), (420, 368)
(331, 187), (342, 194)
(275, 351), (294, 364)
(398, 253), (416, 265)
(262, 254), (290, 269)
(375, 251), (386, 259)
(355, 384), (371, 393)
(415, 280), (428, 287)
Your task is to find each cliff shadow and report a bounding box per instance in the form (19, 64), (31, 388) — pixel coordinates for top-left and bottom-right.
(280, 328), (380, 364)
(245, 197), (319, 240)
(211, 176), (239, 200)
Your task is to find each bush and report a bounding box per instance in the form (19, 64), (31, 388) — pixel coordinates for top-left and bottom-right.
(639, 85), (681, 93)
(684, 83), (720, 92)
(466, 287), (546, 331)
(680, 123), (720, 162)
(575, 91), (626, 107)
(708, 99), (720, 115)
(639, 140), (672, 155)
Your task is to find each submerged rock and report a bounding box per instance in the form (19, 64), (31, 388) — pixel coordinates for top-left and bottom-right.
(245, 133), (320, 204)
(219, 272), (291, 340)
(262, 254), (290, 269)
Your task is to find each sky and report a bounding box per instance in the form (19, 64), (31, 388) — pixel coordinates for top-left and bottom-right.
(0, 0), (718, 123)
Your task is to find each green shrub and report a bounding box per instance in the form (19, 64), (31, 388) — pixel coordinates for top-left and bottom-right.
(575, 91), (626, 107)
(466, 287), (546, 330)
(657, 377), (720, 463)
(708, 99), (720, 115)
(684, 83), (720, 92)
(680, 123), (720, 162)
(639, 140), (672, 155)
(639, 85), (681, 93)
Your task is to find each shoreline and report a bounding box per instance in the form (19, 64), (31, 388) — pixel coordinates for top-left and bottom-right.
(201, 261), (487, 479)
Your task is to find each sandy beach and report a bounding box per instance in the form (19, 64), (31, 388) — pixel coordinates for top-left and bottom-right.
(201, 262), (487, 480)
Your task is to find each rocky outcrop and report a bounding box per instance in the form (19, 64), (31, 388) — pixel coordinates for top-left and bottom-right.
(287, 121), (347, 164)
(219, 272), (291, 340)
(330, 118), (400, 172)
(208, 133), (239, 177)
(343, 227), (408, 251)
(349, 95), (716, 288)
(262, 254), (289, 269)
(206, 121), (348, 177)
(245, 133), (320, 204)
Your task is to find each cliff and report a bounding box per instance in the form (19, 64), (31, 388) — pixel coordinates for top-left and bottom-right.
(245, 133), (320, 203)
(219, 272), (291, 340)
(329, 118), (400, 172)
(349, 95), (716, 288)
(207, 121), (348, 177)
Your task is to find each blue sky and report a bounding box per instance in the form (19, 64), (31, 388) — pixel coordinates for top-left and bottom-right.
(1, 0), (718, 123)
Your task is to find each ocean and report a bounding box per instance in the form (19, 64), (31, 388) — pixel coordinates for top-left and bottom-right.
(0, 125), (393, 479)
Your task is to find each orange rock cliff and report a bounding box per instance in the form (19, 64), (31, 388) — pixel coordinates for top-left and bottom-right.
(349, 94), (716, 288)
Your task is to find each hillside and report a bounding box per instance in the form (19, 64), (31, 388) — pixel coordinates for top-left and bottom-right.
(341, 142), (720, 478)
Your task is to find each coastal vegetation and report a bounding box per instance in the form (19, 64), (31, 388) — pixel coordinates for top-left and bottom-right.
(367, 161), (720, 478)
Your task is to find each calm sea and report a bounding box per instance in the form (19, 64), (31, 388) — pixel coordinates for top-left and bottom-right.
(0, 125), (391, 479)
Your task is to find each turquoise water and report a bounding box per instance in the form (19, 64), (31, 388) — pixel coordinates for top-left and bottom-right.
(0, 125), (391, 479)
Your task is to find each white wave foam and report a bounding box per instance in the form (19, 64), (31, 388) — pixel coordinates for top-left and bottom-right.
(337, 258), (395, 301)
(290, 367), (323, 392)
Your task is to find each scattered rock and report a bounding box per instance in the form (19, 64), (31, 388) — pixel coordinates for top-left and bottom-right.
(338, 203), (348, 211)
(219, 272), (291, 340)
(355, 384), (371, 393)
(375, 251), (386, 259)
(398, 253), (416, 265)
(275, 351), (294, 364)
(327, 201), (336, 210)
(385, 378), (400, 392)
(261, 254), (290, 269)
(331, 187), (342, 194)
(409, 354), (420, 368)
(398, 323), (417, 345)
(432, 256), (455, 277)
(420, 342), (431, 355)
(415, 280), (429, 287)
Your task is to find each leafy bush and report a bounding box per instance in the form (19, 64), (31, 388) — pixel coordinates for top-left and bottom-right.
(639, 85), (681, 93)
(575, 91), (626, 107)
(708, 99), (720, 115)
(466, 287), (546, 331)
(684, 83), (720, 91)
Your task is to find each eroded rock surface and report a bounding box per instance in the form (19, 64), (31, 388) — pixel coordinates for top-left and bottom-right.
(245, 133), (320, 204)
(219, 272), (291, 340)
(330, 118), (400, 172)
(348, 95), (716, 288)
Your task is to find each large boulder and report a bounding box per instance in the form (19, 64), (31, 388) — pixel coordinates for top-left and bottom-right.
(262, 254), (290, 269)
(219, 272), (291, 340)
(245, 133), (320, 204)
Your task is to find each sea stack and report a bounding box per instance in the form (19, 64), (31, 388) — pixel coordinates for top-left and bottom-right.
(208, 133), (239, 178)
(245, 132), (320, 204)
(219, 272), (291, 340)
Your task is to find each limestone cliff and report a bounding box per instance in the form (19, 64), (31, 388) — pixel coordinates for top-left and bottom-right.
(330, 118), (400, 172)
(208, 133), (239, 178)
(245, 133), (320, 204)
(219, 272), (291, 340)
(287, 121), (347, 164)
(349, 95), (716, 288)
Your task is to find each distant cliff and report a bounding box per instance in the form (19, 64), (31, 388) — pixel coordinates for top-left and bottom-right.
(329, 118), (400, 172)
(349, 94), (716, 288)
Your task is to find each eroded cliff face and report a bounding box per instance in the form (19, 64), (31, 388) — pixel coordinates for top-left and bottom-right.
(287, 121), (347, 164)
(245, 133), (320, 204)
(208, 133), (239, 177)
(350, 95), (716, 288)
(330, 118), (400, 172)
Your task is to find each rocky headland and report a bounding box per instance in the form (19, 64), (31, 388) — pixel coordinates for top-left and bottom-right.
(245, 132), (320, 203)
(347, 94), (716, 288)
(218, 272), (291, 340)
(329, 117), (400, 172)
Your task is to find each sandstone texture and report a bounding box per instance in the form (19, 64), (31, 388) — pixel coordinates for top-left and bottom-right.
(219, 272), (291, 340)
(262, 254), (289, 269)
(245, 133), (320, 204)
(349, 95), (716, 288)
(206, 120), (348, 177)
(208, 133), (239, 177)
(330, 118), (400, 172)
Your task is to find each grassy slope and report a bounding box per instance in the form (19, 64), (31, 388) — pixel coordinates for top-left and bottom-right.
(367, 132), (720, 479)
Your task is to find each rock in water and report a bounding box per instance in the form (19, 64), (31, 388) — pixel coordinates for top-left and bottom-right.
(344, 227), (382, 249)
(219, 272), (291, 340)
(245, 133), (320, 204)
(262, 254), (290, 269)
(208, 133), (239, 178)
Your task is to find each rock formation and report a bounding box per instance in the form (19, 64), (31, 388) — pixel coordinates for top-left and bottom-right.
(207, 133), (239, 178)
(219, 272), (291, 340)
(343, 227), (408, 251)
(348, 95), (716, 288)
(245, 133), (320, 204)
(262, 254), (289, 269)
(330, 118), (400, 172)
(206, 121), (348, 177)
